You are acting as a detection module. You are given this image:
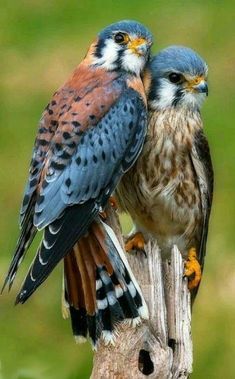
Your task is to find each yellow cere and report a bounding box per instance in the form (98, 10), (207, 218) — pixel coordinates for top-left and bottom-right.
(128, 37), (147, 51)
(187, 75), (206, 87)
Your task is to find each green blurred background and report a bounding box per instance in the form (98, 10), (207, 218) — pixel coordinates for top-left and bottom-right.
(0, 0), (234, 378)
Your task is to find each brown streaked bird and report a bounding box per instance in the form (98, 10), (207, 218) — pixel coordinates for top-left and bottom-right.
(117, 46), (213, 298)
(3, 20), (153, 347)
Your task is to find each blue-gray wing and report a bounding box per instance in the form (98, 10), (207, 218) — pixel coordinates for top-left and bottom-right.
(34, 88), (147, 229)
(13, 88), (147, 303)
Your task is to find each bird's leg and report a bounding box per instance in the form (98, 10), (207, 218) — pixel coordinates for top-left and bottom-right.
(184, 247), (202, 290)
(125, 232), (146, 255)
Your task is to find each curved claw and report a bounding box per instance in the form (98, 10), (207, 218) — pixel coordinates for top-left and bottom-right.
(125, 232), (146, 256)
(184, 247), (202, 290)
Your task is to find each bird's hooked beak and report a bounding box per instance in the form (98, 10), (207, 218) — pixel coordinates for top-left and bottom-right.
(128, 38), (151, 57)
(193, 80), (208, 96)
(187, 76), (208, 96)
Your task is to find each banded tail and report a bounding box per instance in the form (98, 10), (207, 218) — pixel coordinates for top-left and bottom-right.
(3, 197), (148, 347)
(62, 220), (148, 347)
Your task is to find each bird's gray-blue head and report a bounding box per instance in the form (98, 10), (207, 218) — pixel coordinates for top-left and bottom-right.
(93, 20), (153, 74)
(147, 46), (208, 111)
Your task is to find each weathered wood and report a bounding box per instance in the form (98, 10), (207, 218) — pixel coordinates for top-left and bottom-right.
(91, 207), (193, 379)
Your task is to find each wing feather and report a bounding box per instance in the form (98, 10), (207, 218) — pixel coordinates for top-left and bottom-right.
(34, 88), (147, 229)
(13, 86), (147, 302)
(20, 66), (121, 227)
(190, 129), (214, 268)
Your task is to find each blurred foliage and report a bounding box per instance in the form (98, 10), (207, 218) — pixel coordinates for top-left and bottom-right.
(0, 0), (235, 378)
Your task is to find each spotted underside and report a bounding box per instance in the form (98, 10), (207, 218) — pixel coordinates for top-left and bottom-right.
(117, 107), (213, 275)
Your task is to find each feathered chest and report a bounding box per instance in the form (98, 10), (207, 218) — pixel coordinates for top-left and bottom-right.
(117, 108), (202, 235)
(140, 110), (198, 193)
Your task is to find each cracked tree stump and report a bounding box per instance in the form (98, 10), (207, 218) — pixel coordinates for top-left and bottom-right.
(91, 206), (193, 379)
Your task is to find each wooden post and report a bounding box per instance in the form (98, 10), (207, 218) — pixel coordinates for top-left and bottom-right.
(90, 207), (193, 379)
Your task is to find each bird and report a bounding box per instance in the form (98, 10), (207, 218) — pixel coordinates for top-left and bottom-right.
(116, 45), (213, 299)
(3, 20), (153, 347)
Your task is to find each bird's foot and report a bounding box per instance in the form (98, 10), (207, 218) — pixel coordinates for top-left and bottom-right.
(184, 247), (202, 290)
(125, 232), (146, 256)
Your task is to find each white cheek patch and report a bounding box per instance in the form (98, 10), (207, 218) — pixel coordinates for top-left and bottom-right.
(92, 37), (147, 74)
(182, 92), (206, 109)
(150, 79), (177, 110)
(121, 49), (146, 75)
(149, 78), (207, 110)
(93, 39), (120, 70)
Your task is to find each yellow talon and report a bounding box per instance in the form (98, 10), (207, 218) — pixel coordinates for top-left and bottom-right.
(125, 232), (145, 253)
(184, 247), (202, 290)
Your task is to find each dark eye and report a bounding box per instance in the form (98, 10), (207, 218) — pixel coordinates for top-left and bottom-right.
(114, 32), (127, 44)
(169, 73), (182, 83)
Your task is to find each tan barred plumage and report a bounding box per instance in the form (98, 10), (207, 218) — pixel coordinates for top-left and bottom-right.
(117, 108), (202, 257)
(117, 46), (213, 297)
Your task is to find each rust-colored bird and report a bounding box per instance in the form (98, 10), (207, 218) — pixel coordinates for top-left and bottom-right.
(117, 46), (213, 298)
(3, 20), (153, 346)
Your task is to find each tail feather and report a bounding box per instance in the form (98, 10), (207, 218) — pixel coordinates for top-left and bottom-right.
(15, 200), (98, 304)
(9, 196), (148, 347)
(64, 219), (148, 347)
(2, 212), (37, 292)
(101, 220), (148, 320)
(91, 222), (145, 318)
(97, 266), (125, 330)
(64, 251), (84, 309)
(73, 242), (96, 315)
(87, 314), (101, 347)
(69, 307), (88, 342)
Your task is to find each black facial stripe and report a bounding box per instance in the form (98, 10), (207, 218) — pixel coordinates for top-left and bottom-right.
(148, 77), (161, 102)
(172, 88), (184, 106)
(93, 37), (145, 75)
(94, 38), (106, 58)
(115, 48), (125, 70)
(94, 37), (124, 72)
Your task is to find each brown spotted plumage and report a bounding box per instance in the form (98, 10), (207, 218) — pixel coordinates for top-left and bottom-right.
(4, 20), (153, 346)
(118, 109), (203, 250)
(117, 46), (213, 300)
